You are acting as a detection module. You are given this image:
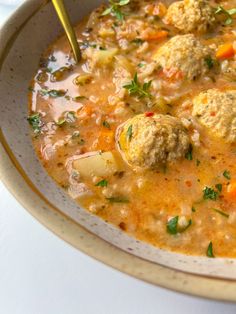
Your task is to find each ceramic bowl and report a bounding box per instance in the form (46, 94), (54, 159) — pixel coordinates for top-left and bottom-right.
(1, 0), (236, 301)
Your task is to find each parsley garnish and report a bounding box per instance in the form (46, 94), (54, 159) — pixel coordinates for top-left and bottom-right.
(212, 208), (229, 218)
(56, 111), (77, 126)
(206, 241), (214, 258)
(215, 183), (222, 192)
(215, 6), (236, 25)
(101, 0), (130, 21)
(131, 38), (144, 45)
(204, 56), (215, 69)
(40, 88), (66, 98)
(185, 144), (193, 160)
(196, 159), (201, 166)
(167, 216), (192, 235)
(123, 73), (152, 99)
(106, 196), (129, 203)
(95, 179), (108, 187)
(203, 186), (219, 200)
(192, 206), (196, 212)
(102, 120), (111, 129)
(223, 170), (231, 180)
(27, 113), (43, 134)
(126, 125), (133, 141)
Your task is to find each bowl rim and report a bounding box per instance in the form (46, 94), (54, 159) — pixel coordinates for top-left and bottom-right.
(1, 0), (236, 302)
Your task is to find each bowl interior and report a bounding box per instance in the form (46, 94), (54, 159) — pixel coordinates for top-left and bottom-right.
(0, 0), (236, 280)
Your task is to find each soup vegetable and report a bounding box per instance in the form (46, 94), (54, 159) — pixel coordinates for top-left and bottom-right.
(28, 0), (236, 257)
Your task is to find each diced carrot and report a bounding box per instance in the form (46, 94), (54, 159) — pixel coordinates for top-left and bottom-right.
(226, 181), (236, 199)
(141, 29), (168, 41)
(153, 2), (167, 17)
(216, 43), (235, 60)
(96, 129), (115, 150)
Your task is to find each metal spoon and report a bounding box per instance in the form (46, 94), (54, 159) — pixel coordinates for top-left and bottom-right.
(52, 0), (81, 63)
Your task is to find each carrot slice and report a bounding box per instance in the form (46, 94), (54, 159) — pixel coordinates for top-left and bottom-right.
(216, 43), (235, 60)
(142, 30), (168, 41)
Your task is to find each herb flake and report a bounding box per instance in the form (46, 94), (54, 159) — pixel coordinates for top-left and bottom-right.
(101, 0), (130, 21)
(106, 196), (129, 203)
(95, 179), (108, 187)
(123, 73), (152, 99)
(223, 170), (231, 180)
(203, 186), (219, 201)
(206, 241), (214, 258)
(212, 208), (229, 218)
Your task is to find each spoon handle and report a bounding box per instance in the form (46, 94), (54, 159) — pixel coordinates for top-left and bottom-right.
(52, 0), (81, 63)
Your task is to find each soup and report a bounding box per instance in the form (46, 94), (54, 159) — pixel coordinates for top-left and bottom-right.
(28, 0), (236, 257)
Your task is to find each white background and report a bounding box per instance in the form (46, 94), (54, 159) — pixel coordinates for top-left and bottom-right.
(1, 3), (236, 313)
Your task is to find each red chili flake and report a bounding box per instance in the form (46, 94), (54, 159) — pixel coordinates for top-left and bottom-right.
(185, 180), (192, 187)
(145, 112), (154, 117)
(210, 112), (216, 116)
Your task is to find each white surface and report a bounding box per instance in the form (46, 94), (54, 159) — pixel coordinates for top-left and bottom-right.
(1, 3), (236, 314)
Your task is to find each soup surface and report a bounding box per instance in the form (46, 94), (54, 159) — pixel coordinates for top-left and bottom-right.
(28, 0), (236, 257)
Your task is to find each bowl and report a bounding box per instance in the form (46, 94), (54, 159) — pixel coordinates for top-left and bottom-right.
(1, 0), (236, 301)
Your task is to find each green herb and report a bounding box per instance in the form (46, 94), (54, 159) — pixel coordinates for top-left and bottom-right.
(185, 144), (193, 161)
(212, 208), (229, 218)
(123, 73), (152, 99)
(215, 183), (222, 192)
(137, 62), (146, 68)
(27, 113), (42, 134)
(28, 86), (35, 92)
(106, 196), (129, 203)
(196, 159), (201, 166)
(223, 170), (231, 180)
(131, 38), (144, 45)
(102, 120), (111, 129)
(203, 186), (219, 200)
(101, 0), (130, 21)
(167, 216), (179, 234)
(206, 241), (214, 258)
(204, 56), (215, 69)
(192, 206), (196, 212)
(40, 88), (66, 98)
(96, 179), (108, 187)
(56, 111), (77, 126)
(215, 6), (236, 25)
(73, 96), (87, 102)
(126, 125), (133, 141)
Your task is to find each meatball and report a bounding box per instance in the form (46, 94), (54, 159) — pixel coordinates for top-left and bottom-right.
(153, 34), (213, 80)
(165, 0), (215, 33)
(192, 89), (236, 143)
(117, 114), (190, 169)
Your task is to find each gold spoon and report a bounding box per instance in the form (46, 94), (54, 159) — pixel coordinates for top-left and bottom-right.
(52, 0), (81, 63)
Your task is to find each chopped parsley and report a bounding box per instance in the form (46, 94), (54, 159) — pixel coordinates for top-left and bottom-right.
(126, 125), (133, 141)
(212, 208), (229, 218)
(215, 183), (222, 192)
(185, 144), (193, 161)
(166, 216), (192, 235)
(73, 96), (87, 102)
(206, 241), (214, 258)
(196, 159), (201, 166)
(215, 6), (236, 25)
(203, 186), (219, 201)
(27, 113), (43, 134)
(102, 120), (111, 129)
(131, 38), (144, 45)
(204, 56), (215, 69)
(223, 170), (231, 180)
(106, 196), (129, 203)
(40, 88), (66, 98)
(101, 0), (130, 21)
(95, 179), (108, 187)
(167, 216), (179, 234)
(56, 111), (77, 126)
(192, 206), (196, 212)
(123, 73), (152, 99)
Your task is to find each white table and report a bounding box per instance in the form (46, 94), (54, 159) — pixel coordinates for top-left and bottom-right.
(1, 3), (236, 314)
